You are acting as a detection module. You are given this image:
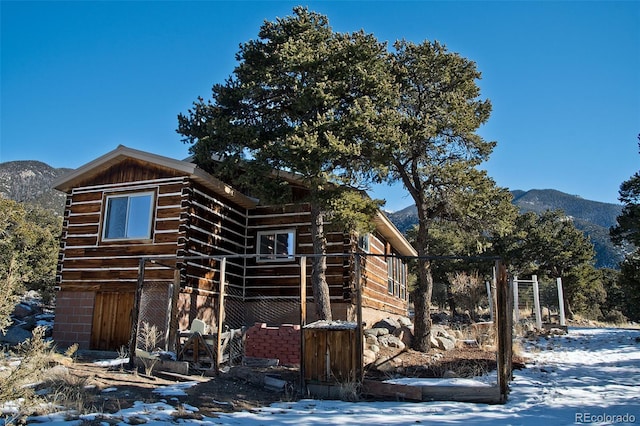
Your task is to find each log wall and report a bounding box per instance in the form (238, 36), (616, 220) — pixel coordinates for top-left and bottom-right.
(245, 204), (350, 300)
(358, 233), (409, 317)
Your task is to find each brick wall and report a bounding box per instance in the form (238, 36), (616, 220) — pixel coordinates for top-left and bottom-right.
(52, 290), (95, 350)
(244, 323), (301, 366)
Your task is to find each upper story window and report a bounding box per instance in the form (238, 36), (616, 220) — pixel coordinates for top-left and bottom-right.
(257, 229), (295, 261)
(357, 233), (370, 252)
(103, 192), (154, 240)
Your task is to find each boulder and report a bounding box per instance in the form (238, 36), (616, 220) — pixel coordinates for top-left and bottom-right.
(393, 326), (414, 348)
(363, 349), (377, 365)
(436, 336), (455, 351)
(397, 316), (413, 327)
(373, 318), (400, 334)
(365, 334), (378, 346)
(377, 335), (390, 347)
(443, 370), (459, 379)
(0, 326), (32, 345)
(386, 335), (406, 350)
(369, 327), (390, 337)
(429, 333), (440, 349)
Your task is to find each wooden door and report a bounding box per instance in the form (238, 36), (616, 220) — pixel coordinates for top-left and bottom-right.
(91, 291), (135, 350)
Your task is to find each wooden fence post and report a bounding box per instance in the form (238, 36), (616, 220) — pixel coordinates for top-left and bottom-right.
(300, 256), (307, 392)
(496, 260), (512, 403)
(512, 275), (519, 323)
(216, 257), (226, 372)
(355, 253), (363, 382)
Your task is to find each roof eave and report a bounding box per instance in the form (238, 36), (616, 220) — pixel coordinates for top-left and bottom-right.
(373, 211), (417, 257)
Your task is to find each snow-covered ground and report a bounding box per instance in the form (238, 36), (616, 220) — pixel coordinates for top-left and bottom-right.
(21, 327), (640, 425)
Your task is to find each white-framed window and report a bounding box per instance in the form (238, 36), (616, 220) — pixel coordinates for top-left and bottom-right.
(357, 233), (370, 252)
(387, 255), (408, 300)
(102, 192), (154, 241)
(257, 229), (296, 261)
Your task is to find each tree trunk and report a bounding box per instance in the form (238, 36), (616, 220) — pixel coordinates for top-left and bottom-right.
(412, 207), (433, 352)
(310, 203), (332, 321)
(412, 252), (433, 352)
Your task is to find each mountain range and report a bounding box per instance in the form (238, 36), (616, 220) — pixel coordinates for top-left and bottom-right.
(0, 160), (625, 268)
(0, 160), (70, 214)
(387, 189), (624, 269)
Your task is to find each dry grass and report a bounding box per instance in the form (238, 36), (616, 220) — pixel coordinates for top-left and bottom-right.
(338, 380), (362, 402)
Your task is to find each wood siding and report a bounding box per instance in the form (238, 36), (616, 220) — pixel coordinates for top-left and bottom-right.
(245, 204), (350, 300)
(180, 181), (248, 300)
(57, 176), (186, 291)
(358, 232), (408, 316)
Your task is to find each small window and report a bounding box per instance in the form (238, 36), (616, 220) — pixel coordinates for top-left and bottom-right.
(257, 230), (295, 261)
(103, 192), (154, 240)
(357, 234), (370, 252)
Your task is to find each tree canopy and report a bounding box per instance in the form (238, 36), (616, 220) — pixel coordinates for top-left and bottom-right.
(0, 198), (61, 330)
(381, 40), (515, 350)
(177, 7), (396, 319)
(609, 134), (640, 321)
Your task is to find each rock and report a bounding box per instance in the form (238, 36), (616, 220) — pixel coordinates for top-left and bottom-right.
(0, 326), (32, 345)
(370, 344), (380, 353)
(363, 349), (377, 365)
(386, 335), (405, 350)
(365, 334), (378, 346)
(369, 327), (390, 337)
(397, 316), (412, 327)
(431, 325), (451, 339)
(443, 370), (458, 379)
(373, 318), (400, 334)
(12, 303), (36, 319)
(429, 334), (440, 349)
(436, 336), (455, 351)
(378, 335), (390, 347)
(364, 329), (378, 337)
(393, 326), (414, 348)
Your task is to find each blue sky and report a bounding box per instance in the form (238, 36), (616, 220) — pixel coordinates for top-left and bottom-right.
(1, 1), (638, 210)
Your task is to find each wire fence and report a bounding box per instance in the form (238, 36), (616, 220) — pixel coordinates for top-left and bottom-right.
(131, 254), (513, 403)
(513, 275), (566, 328)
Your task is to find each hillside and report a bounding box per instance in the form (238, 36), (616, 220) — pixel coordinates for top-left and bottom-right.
(387, 189), (624, 269)
(0, 160), (70, 215)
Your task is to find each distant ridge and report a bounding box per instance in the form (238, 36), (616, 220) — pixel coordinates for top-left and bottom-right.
(386, 189), (624, 269)
(0, 160), (70, 214)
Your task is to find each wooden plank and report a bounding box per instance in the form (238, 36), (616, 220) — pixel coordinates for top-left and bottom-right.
(422, 385), (502, 404)
(362, 380), (422, 401)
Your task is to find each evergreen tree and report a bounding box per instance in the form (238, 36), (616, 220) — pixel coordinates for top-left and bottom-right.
(496, 209), (599, 318)
(0, 198), (61, 329)
(177, 7), (395, 319)
(610, 134), (640, 321)
(382, 40), (515, 351)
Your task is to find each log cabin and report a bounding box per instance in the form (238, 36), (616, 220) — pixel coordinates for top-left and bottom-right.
(52, 145), (417, 351)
